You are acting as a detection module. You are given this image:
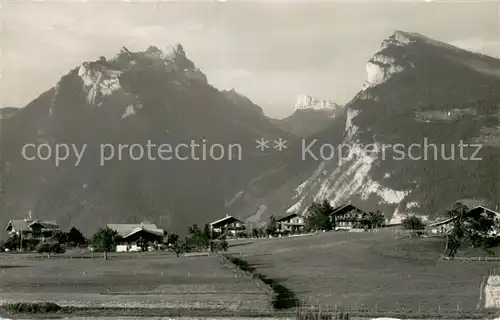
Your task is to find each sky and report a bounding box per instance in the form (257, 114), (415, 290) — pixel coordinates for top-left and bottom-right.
(2, 0), (500, 119)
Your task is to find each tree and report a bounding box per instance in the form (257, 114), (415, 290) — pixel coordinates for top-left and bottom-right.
(211, 238), (228, 252)
(443, 203), (469, 257)
(167, 234), (188, 258)
(305, 200), (333, 232)
(36, 240), (65, 254)
(371, 210), (386, 228)
(357, 211), (386, 229)
(265, 215), (278, 236)
(51, 231), (68, 244)
(203, 223), (212, 247)
(66, 227), (86, 247)
(4, 234), (20, 251)
(444, 202), (499, 257)
(186, 224), (208, 251)
(91, 227), (120, 260)
(167, 233), (180, 246)
(401, 215), (426, 231)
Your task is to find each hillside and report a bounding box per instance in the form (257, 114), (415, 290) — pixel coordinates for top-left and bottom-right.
(0, 45), (292, 237)
(232, 30), (500, 223)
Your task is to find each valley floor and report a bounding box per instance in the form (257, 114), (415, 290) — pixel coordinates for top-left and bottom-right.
(227, 229), (500, 313)
(0, 253), (270, 311)
(2, 231), (500, 319)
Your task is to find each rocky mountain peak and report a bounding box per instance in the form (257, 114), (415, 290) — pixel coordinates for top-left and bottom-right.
(294, 94), (340, 111)
(163, 43), (186, 59)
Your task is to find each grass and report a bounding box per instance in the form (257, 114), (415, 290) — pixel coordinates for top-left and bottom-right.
(0, 252), (270, 313)
(224, 255), (300, 309)
(227, 229), (500, 313)
(3, 231), (500, 318)
(1, 302), (61, 313)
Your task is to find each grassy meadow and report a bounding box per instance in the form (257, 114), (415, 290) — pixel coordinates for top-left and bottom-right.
(0, 252), (270, 311)
(226, 229), (500, 313)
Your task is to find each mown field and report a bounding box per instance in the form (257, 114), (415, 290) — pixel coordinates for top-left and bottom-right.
(0, 252), (270, 311)
(226, 229), (500, 313)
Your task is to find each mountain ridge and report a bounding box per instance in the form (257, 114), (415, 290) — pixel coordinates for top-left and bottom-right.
(0, 44), (292, 237)
(230, 30), (500, 224)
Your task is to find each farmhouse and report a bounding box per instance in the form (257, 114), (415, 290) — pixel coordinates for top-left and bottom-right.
(5, 214), (60, 241)
(277, 213), (305, 233)
(331, 203), (367, 230)
(428, 205), (500, 235)
(209, 215), (245, 237)
(107, 222), (164, 252)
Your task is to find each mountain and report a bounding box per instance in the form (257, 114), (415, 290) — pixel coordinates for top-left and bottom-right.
(232, 30), (500, 224)
(0, 44), (292, 237)
(275, 94), (344, 138)
(0, 107), (20, 120)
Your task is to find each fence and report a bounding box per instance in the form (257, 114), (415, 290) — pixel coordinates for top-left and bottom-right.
(0, 251), (174, 260)
(443, 256), (500, 262)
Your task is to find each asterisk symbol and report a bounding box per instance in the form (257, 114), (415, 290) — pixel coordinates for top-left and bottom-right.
(256, 138), (270, 152)
(274, 138), (287, 151)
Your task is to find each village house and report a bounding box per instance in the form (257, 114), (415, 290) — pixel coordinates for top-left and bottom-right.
(277, 213), (305, 234)
(107, 222), (165, 252)
(330, 203), (367, 230)
(209, 215), (245, 237)
(428, 205), (500, 236)
(5, 213), (60, 241)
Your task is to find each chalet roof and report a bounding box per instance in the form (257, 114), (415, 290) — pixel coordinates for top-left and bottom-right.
(427, 217), (455, 227)
(277, 212), (300, 222)
(454, 199), (488, 209)
(428, 205), (500, 227)
(6, 219), (59, 232)
(209, 215), (242, 227)
(107, 223), (164, 238)
(123, 227), (164, 239)
(467, 205), (500, 217)
(331, 203), (366, 216)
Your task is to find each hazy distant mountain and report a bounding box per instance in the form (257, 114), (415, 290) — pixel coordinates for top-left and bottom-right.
(0, 44), (291, 237)
(0, 107), (19, 120)
(231, 30), (500, 223)
(274, 94), (344, 138)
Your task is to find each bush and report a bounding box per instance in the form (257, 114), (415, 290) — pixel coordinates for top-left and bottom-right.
(402, 215), (426, 231)
(211, 239), (228, 252)
(4, 235), (20, 251)
(23, 239), (41, 252)
(36, 241), (65, 254)
(2, 302), (62, 314)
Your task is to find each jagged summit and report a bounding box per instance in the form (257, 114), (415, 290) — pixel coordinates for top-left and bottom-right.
(165, 43), (185, 57)
(294, 94), (340, 111)
(75, 43), (207, 105)
(145, 45), (163, 56)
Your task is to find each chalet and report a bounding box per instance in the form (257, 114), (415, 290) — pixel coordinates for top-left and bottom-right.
(331, 203), (367, 230)
(5, 214), (60, 241)
(428, 205), (500, 235)
(277, 213), (305, 233)
(107, 222), (164, 252)
(209, 215), (245, 237)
